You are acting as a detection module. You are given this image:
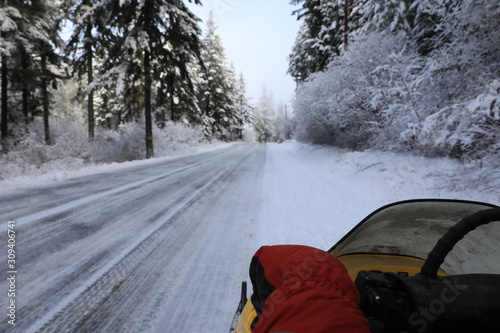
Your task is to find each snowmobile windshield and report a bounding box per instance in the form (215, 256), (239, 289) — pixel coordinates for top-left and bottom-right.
(329, 200), (500, 275)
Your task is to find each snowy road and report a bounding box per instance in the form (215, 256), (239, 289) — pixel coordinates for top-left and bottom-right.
(0, 143), (265, 332)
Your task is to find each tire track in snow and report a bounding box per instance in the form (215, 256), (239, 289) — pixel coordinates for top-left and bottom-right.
(22, 145), (256, 333)
(0, 149), (228, 222)
(0, 158), (220, 332)
(14, 160), (208, 228)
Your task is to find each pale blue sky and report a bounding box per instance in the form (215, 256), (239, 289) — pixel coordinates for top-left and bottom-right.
(187, 0), (301, 107)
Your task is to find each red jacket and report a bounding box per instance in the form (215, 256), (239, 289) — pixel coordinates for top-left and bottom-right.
(249, 245), (370, 333)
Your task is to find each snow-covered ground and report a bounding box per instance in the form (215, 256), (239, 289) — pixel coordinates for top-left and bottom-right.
(257, 141), (499, 251)
(0, 140), (498, 332)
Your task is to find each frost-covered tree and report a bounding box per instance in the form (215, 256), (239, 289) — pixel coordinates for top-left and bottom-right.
(0, 0), (63, 144)
(0, 0), (36, 140)
(409, 0), (455, 55)
(3, 1), (28, 128)
(253, 85), (278, 142)
(287, 21), (312, 83)
(294, 31), (423, 149)
(274, 101), (295, 141)
(101, 0), (204, 158)
(234, 72), (252, 139)
(160, 56), (204, 127)
(288, 0), (353, 83)
(357, 0), (415, 35)
(224, 63), (241, 140)
(292, 0), (500, 160)
(32, 0), (64, 144)
(66, 0), (112, 139)
(405, 0), (500, 159)
(0, 0), (22, 140)
(197, 13), (240, 140)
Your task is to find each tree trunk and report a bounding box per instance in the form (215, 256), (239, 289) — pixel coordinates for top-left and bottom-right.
(144, 49), (154, 158)
(167, 73), (175, 122)
(22, 52), (29, 125)
(102, 93), (111, 129)
(170, 90), (175, 122)
(41, 54), (50, 144)
(85, 0), (94, 138)
(86, 22), (94, 139)
(1, 31), (8, 140)
(143, 0), (154, 158)
(344, 0), (349, 50)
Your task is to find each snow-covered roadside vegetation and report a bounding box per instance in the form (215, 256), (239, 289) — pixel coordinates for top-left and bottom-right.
(0, 118), (209, 181)
(290, 1), (500, 164)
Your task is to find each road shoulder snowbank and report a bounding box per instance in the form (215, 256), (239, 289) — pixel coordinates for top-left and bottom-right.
(257, 140), (499, 250)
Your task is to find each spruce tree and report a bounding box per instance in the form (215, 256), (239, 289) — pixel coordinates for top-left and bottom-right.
(30, 0), (63, 144)
(288, 0), (327, 82)
(253, 85), (278, 142)
(234, 72), (252, 139)
(1, 0), (61, 142)
(8, 1), (33, 126)
(410, 0), (456, 55)
(358, 0), (415, 35)
(288, 0), (354, 83)
(1, 34), (7, 140)
(66, 0), (109, 139)
(287, 21), (313, 83)
(197, 13), (238, 140)
(103, 0), (204, 158)
(0, 0), (23, 140)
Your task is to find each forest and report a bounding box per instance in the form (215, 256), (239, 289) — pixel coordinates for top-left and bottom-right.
(1, 0), (499, 177)
(289, 0), (500, 162)
(0, 0), (258, 172)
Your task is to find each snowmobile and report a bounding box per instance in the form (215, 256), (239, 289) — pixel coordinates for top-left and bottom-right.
(230, 199), (500, 333)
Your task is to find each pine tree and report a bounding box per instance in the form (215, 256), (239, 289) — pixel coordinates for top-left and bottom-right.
(160, 57), (203, 126)
(31, 0), (63, 144)
(234, 72), (252, 139)
(358, 0), (415, 35)
(102, 0), (204, 158)
(409, 0), (455, 55)
(1, 0), (62, 143)
(288, 0), (355, 83)
(66, 0), (110, 139)
(226, 64), (244, 141)
(287, 21), (314, 83)
(289, 0), (329, 82)
(1, 0), (23, 140)
(253, 85), (278, 142)
(197, 13), (239, 140)
(8, 1), (32, 127)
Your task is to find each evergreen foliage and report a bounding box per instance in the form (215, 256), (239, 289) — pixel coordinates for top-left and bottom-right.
(288, 0), (354, 82)
(253, 85), (279, 143)
(196, 13), (250, 141)
(65, 0), (110, 139)
(3, 0), (497, 165)
(1, 0), (253, 160)
(291, 0), (500, 160)
(0, 0), (63, 145)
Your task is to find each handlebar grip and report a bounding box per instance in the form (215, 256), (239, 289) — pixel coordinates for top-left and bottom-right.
(421, 208), (500, 278)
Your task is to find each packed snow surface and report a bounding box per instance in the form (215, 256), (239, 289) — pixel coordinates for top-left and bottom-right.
(0, 141), (498, 332)
(258, 141), (499, 249)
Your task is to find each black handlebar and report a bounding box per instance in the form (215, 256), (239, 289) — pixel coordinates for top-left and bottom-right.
(421, 208), (500, 278)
